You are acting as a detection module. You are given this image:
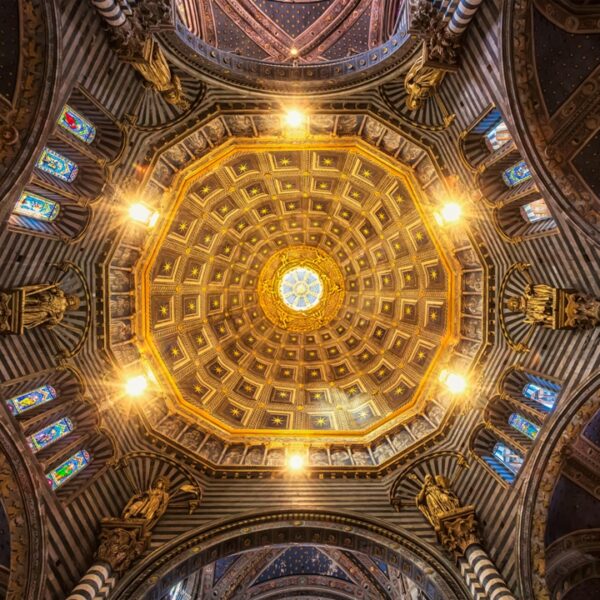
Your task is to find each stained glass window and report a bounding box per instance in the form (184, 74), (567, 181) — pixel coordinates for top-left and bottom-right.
(502, 160), (532, 188)
(493, 441), (523, 475)
(36, 148), (78, 183)
(27, 418), (74, 453)
(46, 449), (91, 490)
(6, 385), (57, 415)
(14, 192), (60, 222)
(508, 413), (539, 440)
(522, 383), (558, 411)
(520, 199), (552, 223)
(58, 105), (96, 144)
(279, 267), (323, 311)
(485, 121), (511, 152)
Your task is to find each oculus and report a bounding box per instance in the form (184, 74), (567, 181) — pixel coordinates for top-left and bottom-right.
(279, 266), (323, 312)
(258, 246), (345, 333)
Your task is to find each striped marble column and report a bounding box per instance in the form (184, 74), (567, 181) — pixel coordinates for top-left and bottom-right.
(447, 0), (484, 35)
(465, 544), (515, 600)
(90, 0), (128, 28)
(66, 562), (117, 600)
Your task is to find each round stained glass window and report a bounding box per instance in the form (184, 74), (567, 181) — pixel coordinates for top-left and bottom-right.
(279, 267), (323, 311)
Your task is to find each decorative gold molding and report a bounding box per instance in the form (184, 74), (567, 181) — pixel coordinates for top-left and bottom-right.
(257, 246), (345, 333)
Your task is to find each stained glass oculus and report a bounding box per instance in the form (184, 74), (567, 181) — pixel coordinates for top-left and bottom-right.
(520, 199), (552, 223)
(522, 383), (557, 411)
(279, 267), (323, 311)
(485, 121), (512, 152)
(46, 449), (91, 490)
(58, 105), (96, 144)
(36, 148), (79, 183)
(28, 417), (74, 453)
(508, 412), (539, 440)
(502, 160), (532, 188)
(6, 385), (57, 415)
(14, 192), (60, 222)
(493, 441), (523, 475)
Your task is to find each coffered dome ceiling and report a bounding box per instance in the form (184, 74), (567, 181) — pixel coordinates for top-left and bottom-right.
(108, 111), (490, 470)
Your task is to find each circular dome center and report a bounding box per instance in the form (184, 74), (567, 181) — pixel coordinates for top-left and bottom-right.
(279, 267), (323, 312)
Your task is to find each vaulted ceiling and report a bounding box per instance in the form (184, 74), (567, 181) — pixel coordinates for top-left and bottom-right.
(107, 110), (489, 470)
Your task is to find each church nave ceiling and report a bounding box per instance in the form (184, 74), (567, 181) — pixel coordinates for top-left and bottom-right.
(164, 0), (416, 93)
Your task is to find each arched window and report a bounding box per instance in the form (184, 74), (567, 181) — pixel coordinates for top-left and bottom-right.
(502, 160), (532, 187)
(485, 121), (512, 152)
(492, 441), (524, 479)
(508, 412), (540, 440)
(27, 417), (74, 453)
(522, 382), (558, 412)
(520, 198), (552, 223)
(36, 148), (78, 182)
(58, 105), (96, 144)
(13, 191), (60, 222)
(6, 384), (57, 415)
(46, 449), (91, 490)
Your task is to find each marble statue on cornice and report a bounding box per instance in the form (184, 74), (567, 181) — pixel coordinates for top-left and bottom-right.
(507, 283), (600, 329)
(0, 283), (79, 334)
(506, 283), (555, 327)
(122, 475), (170, 529)
(415, 474), (461, 530)
(404, 43), (449, 110)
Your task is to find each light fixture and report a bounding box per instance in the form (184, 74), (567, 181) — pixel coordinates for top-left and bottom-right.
(440, 202), (462, 223)
(290, 47), (299, 57)
(287, 453), (305, 472)
(129, 203), (159, 227)
(124, 374), (148, 397)
(284, 109), (305, 129)
(435, 202), (462, 226)
(439, 370), (467, 394)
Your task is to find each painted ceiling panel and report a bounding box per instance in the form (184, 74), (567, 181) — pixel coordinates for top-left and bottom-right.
(254, 546), (352, 584)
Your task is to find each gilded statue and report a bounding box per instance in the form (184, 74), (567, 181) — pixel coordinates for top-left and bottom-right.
(404, 44), (447, 111)
(122, 476), (170, 529)
(107, 14), (189, 110)
(0, 283), (79, 333)
(506, 283), (555, 326)
(416, 474), (461, 530)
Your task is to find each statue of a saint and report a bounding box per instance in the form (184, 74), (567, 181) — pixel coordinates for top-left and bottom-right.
(416, 474), (461, 529)
(404, 44), (447, 110)
(122, 476), (170, 529)
(109, 17), (188, 110)
(506, 283), (555, 326)
(17, 284), (79, 330)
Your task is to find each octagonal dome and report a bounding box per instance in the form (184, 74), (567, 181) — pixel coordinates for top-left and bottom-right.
(108, 111), (487, 469)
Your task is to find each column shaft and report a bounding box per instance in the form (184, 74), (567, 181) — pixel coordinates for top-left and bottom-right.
(465, 544), (515, 600)
(447, 0), (484, 35)
(90, 0), (128, 27)
(67, 562), (117, 600)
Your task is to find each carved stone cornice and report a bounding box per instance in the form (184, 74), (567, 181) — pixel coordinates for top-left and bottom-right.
(96, 519), (151, 576)
(436, 506), (480, 558)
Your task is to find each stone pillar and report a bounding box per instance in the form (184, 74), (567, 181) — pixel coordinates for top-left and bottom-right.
(465, 544), (514, 600)
(67, 519), (150, 600)
(436, 506), (515, 600)
(66, 562), (116, 600)
(447, 0), (484, 36)
(90, 0), (128, 27)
